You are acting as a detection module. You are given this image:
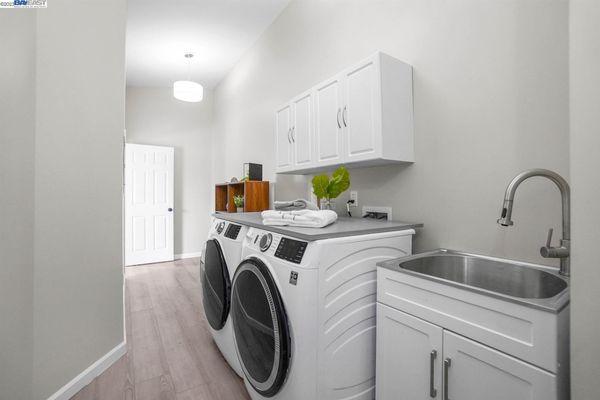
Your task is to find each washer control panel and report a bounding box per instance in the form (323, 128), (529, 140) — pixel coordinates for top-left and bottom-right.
(275, 238), (308, 264)
(224, 224), (242, 240)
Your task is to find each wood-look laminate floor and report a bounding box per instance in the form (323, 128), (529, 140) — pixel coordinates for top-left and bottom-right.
(71, 258), (250, 400)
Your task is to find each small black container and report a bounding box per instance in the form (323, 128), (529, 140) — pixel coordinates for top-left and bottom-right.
(244, 163), (263, 181)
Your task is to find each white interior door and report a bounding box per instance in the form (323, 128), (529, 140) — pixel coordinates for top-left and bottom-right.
(124, 144), (174, 266)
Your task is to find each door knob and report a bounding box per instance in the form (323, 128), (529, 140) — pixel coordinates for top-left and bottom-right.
(168, 208), (173, 212)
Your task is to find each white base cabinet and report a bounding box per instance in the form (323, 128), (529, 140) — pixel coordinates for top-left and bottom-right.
(443, 330), (556, 400)
(376, 304), (442, 400)
(376, 304), (559, 400)
(275, 52), (414, 174)
(376, 263), (570, 400)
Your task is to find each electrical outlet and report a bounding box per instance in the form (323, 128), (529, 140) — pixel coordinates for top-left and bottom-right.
(350, 191), (358, 206)
(362, 206), (393, 221)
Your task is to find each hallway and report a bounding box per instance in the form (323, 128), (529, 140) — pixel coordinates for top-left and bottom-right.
(71, 258), (249, 400)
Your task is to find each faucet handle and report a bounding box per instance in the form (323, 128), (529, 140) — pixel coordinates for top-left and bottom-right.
(545, 228), (554, 247)
(541, 228), (569, 259)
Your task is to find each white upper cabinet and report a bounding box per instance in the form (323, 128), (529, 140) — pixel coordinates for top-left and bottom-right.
(275, 52), (414, 174)
(275, 103), (293, 171)
(343, 58), (379, 162)
(291, 90), (314, 169)
(314, 75), (344, 167)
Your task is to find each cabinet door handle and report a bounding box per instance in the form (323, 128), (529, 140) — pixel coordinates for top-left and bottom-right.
(337, 108), (342, 128)
(430, 350), (437, 398)
(342, 105), (348, 127)
(287, 128), (292, 143)
(291, 127), (295, 142)
(443, 358), (451, 400)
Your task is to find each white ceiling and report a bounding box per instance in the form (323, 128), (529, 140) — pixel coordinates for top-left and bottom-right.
(126, 0), (290, 89)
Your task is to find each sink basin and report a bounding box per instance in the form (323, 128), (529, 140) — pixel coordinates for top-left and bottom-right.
(378, 249), (569, 312)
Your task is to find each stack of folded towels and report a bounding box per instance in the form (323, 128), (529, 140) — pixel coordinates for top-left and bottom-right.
(273, 198), (319, 211)
(261, 209), (338, 228)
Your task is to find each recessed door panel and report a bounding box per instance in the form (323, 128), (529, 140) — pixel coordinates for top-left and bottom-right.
(443, 331), (556, 400)
(154, 171), (167, 204)
(376, 304), (443, 400)
(344, 60), (379, 160)
(133, 216), (146, 251)
(154, 215), (167, 250)
(276, 105), (293, 170)
(292, 92), (313, 168)
(133, 170), (146, 204)
(315, 76), (343, 165)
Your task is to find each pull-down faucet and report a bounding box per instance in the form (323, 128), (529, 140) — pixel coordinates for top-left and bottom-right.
(497, 169), (571, 276)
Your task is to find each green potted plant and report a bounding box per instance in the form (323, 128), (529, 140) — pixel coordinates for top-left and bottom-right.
(311, 166), (350, 210)
(233, 194), (244, 213)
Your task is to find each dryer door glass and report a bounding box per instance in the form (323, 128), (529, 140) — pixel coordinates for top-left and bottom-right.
(231, 258), (290, 397)
(202, 239), (231, 330)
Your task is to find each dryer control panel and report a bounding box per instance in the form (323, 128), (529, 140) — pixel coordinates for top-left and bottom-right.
(275, 238), (308, 264)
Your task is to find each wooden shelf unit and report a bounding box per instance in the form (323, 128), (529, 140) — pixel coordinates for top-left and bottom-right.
(215, 181), (269, 213)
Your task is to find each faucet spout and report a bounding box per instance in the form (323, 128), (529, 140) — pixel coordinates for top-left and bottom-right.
(497, 169), (571, 276)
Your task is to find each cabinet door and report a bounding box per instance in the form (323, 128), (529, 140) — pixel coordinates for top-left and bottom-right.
(343, 57), (381, 162)
(275, 104), (293, 171)
(314, 75), (344, 166)
(376, 304), (443, 400)
(291, 91), (314, 168)
(443, 331), (556, 400)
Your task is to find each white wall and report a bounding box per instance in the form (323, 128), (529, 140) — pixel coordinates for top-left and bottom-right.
(569, 1), (600, 399)
(126, 87), (214, 256)
(32, 1), (127, 398)
(213, 0), (569, 266)
(0, 12), (36, 400)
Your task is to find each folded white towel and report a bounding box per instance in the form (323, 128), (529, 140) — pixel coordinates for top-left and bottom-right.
(273, 199), (319, 211)
(261, 209), (338, 228)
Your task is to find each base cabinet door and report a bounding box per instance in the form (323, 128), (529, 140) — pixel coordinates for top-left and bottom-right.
(443, 331), (557, 400)
(376, 304), (443, 400)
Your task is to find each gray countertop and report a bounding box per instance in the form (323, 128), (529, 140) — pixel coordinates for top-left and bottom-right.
(213, 212), (422, 241)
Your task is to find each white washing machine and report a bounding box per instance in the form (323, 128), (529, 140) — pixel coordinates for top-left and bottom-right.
(200, 217), (248, 377)
(230, 226), (415, 400)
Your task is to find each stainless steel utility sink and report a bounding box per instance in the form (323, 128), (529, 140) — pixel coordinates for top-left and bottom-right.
(378, 249), (570, 312)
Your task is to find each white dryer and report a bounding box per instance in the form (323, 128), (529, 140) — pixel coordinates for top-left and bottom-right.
(201, 217), (248, 377)
(231, 227), (415, 400)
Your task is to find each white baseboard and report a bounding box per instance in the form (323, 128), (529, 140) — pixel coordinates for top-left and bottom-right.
(46, 341), (126, 400)
(175, 251), (202, 260)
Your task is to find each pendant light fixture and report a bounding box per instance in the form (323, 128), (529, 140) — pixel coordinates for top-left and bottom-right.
(173, 53), (204, 103)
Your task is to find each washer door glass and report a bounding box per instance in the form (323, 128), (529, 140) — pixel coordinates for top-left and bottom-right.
(231, 258), (290, 397)
(202, 239), (230, 330)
